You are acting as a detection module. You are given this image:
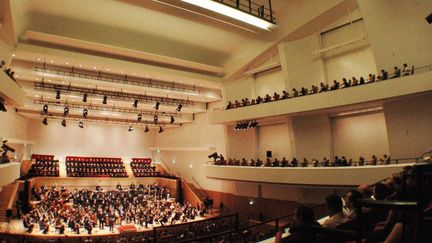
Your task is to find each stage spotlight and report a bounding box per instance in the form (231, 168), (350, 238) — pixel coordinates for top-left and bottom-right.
(144, 126), (149, 133)
(128, 125), (134, 132)
(56, 90), (61, 99)
(159, 126), (164, 133)
(42, 117), (48, 125)
(0, 99), (7, 112)
(176, 104), (183, 112)
(83, 93), (88, 102)
(83, 109), (88, 118)
(250, 120), (259, 128)
(153, 115), (158, 124)
(170, 116), (175, 124)
(133, 99), (139, 108)
(137, 113), (142, 122)
(103, 95), (107, 104)
(43, 104), (48, 114)
(63, 107), (69, 116)
(78, 121), (84, 128)
(154, 101), (160, 110)
(61, 119), (67, 127)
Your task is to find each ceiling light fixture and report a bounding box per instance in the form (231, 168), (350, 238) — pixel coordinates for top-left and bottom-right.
(103, 95), (108, 104)
(137, 114), (142, 122)
(170, 116), (175, 124)
(83, 109), (88, 118)
(159, 126), (164, 133)
(78, 121), (84, 128)
(61, 119), (67, 127)
(128, 125), (134, 132)
(133, 99), (139, 108)
(144, 126), (150, 133)
(154, 101), (160, 110)
(63, 107), (69, 116)
(83, 93), (88, 102)
(43, 104), (48, 114)
(176, 104), (183, 112)
(56, 90), (61, 99)
(181, 0), (275, 30)
(43, 117), (48, 125)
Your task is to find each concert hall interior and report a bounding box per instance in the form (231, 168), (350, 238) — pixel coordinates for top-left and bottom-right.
(0, 0), (431, 242)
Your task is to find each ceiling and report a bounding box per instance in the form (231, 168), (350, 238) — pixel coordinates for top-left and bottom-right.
(1, 0), (359, 130)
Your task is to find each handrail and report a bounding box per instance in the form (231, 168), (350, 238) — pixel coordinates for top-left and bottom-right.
(219, 66), (432, 111)
(181, 179), (204, 205)
(191, 176), (209, 199)
(6, 181), (21, 222)
(356, 199), (417, 210)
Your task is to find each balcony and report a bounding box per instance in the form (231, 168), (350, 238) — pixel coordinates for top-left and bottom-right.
(203, 164), (410, 186)
(209, 71), (432, 124)
(0, 70), (25, 107)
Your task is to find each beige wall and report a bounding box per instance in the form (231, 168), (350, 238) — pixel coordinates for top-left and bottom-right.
(293, 114), (332, 160)
(358, 0), (432, 69)
(0, 108), (29, 141)
(257, 122), (293, 160)
(279, 33), (326, 89)
(332, 111), (389, 160)
(384, 93), (432, 159)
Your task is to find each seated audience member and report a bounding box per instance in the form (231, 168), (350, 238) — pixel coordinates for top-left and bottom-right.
(281, 157), (289, 167)
(330, 80), (340, 90)
(241, 98), (246, 106)
(290, 157), (298, 167)
(358, 156), (365, 166)
(281, 90), (289, 99)
(264, 94), (272, 102)
(301, 158), (308, 167)
(310, 85), (318, 94)
(272, 158), (280, 167)
(234, 100), (241, 108)
(378, 69), (388, 80)
(342, 78), (351, 88)
(299, 87), (308, 96)
(245, 98), (250, 105)
(371, 155), (378, 165)
(250, 159), (256, 166)
(373, 183), (393, 201)
(352, 77), (359, 86)
(292, 88), (299, 97)
(312, 159), (319, 167)
(250, 99), (256, 105)
(241, 158), (248, 166)
(226, 101), (233, 109)
(341, 156), (348, 166)
(281, 206), (319, 243)
(322, 157), (330, 167)
(380, 154), (391, 165)
(319, 82), (328, 92)
(322, 194), (349, 228)
(390, 66), (401, 79)
(343, 190), (363, 219)
(265, 158), (272, 167)
(0, 60), (5, 70)
(368, 73), (376, 83)
(402, 63), (410, 76)
(359, 76), (366, 85)
(256, 96), (263, 104)
(273, 92), (280, 100)
(357, 184), (373, 199)
(256, 159), (263, 167)
(334, 156), (342, 166)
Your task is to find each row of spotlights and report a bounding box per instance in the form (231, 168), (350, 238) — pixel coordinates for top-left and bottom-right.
(42, 118), (84, 128)
(43, 118), (165, 132)
(234, 120), (259, 130)
(49, 93), (183, 112)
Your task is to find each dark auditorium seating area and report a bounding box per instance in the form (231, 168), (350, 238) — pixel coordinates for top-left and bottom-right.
(131, 158), (161, 177)
(28, 154), (59, 177)
(66, 156), (128, 177)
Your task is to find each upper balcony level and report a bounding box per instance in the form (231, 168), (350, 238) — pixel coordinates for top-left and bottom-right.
(209, 70), (432, 124)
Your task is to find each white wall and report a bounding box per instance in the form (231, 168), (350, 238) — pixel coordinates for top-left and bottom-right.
(279, 33), (326, 90)
(257, 123), (293, 160)
(292, 114), (332, 160)
(28, 118), (155, 163)
(332, 111), (389, 160)
(322, 19), (377, 81)
(0, 109), (29, 141)
(227, 125), (257, 160)
(384, 93), (432, 159)
(254, 70), (285, 98)
(358, 0), (432, 70)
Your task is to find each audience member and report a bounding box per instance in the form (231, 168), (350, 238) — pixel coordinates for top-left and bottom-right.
(322, 194), (349, 228)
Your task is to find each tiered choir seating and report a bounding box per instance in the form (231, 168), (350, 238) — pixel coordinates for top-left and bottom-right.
(28, 154), (59, 177)
(66, 156), (128, 177)
(130, 158), (161, 177)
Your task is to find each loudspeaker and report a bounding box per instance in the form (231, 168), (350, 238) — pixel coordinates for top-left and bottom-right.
(427, 13), (432, 24)
(266, 151), (272, 158)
